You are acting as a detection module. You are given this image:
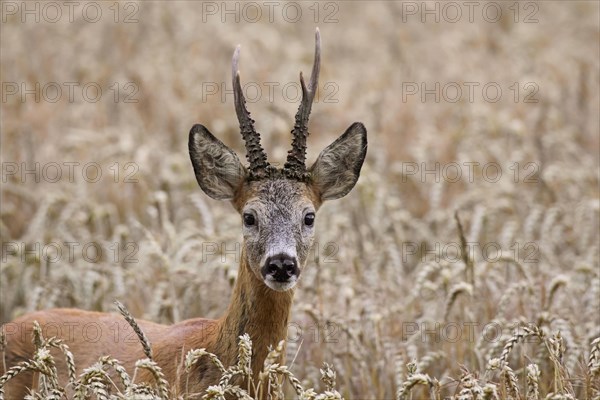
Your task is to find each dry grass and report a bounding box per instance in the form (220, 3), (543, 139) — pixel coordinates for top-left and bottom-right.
(1, 1), (599, 399)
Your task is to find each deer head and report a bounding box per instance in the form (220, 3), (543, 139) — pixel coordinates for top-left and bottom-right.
(189, 29), (367, 291)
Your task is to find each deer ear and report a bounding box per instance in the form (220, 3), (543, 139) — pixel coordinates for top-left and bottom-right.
(189, 124), (247, 200)
(309, 122), (367, 201)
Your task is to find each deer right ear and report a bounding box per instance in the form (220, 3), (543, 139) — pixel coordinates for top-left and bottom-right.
(189, 124), (247, 200)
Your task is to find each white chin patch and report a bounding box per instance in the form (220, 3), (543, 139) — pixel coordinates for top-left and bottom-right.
(264, 276), (298, 291)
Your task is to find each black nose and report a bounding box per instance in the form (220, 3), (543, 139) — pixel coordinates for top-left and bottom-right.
(262, 254), (299, 282)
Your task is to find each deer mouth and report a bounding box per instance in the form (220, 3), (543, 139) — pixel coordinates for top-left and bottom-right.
(264, 275), (299, 291)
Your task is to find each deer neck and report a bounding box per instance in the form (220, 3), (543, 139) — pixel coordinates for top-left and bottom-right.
(217, 247), (294, 377)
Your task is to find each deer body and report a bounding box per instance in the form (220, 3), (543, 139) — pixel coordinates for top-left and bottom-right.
(3, 247), (293, 397)
(1, 29), (367, 398)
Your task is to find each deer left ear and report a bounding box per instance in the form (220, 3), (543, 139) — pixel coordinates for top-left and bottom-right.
(309, 122), (367, 200)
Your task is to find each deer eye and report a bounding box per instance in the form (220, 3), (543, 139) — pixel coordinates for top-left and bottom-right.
(304, 212), (315, 226)
(243, 213), (255, 227)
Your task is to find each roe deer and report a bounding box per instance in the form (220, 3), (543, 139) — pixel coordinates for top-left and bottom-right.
(1, 28), (367, 398)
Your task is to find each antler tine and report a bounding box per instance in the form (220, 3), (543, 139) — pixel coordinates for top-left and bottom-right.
(284, 28), (321, 180)
(232, 46), (270, 180)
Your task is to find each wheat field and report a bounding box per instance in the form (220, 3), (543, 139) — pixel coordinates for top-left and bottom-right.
(1, 1), (599, 399)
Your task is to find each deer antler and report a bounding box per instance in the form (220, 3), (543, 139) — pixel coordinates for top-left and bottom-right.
(284, 28), (321, 180)
(232, 46), (271, 180)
